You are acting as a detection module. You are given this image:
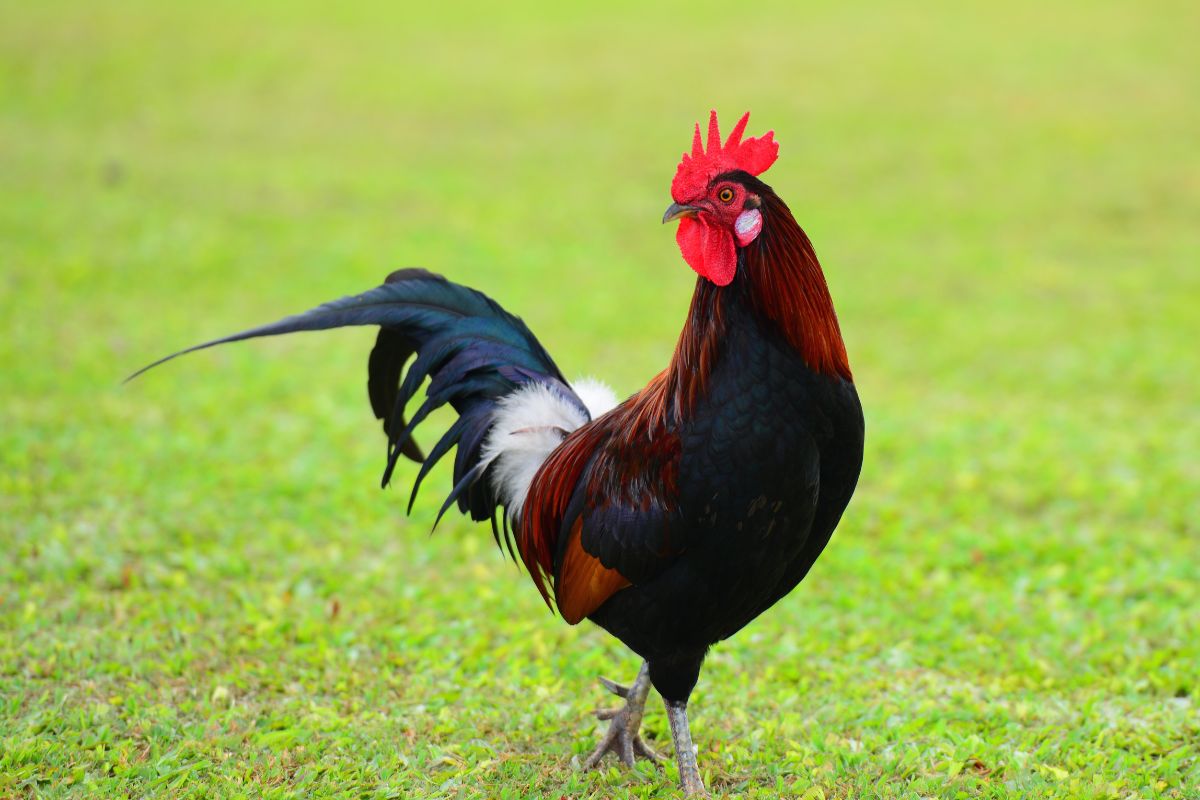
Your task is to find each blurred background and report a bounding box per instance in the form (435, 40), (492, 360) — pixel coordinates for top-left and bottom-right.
(2, 1), (1197, 797)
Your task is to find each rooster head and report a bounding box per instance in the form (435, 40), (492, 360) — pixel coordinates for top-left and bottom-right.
(663, 110), (779, 286)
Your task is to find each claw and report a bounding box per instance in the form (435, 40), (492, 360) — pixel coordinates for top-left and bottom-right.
(598, 676), (630, 698)
(634, 736), (664, 763)
(582, 662), (662, 771)
(583, 705), (663, 769)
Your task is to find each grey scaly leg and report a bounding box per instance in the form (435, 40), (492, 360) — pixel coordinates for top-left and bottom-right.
(665, 699), (708, 797)
(583, 661), (663, 768)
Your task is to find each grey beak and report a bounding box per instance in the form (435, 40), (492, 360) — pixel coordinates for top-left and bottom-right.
(662, 203), (701, 224)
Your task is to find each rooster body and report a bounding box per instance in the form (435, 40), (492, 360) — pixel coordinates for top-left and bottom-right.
(134, 113), (864, 796)
(585, 275), (863, 701)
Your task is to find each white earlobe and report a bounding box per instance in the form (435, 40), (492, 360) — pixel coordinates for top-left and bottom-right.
(734, 208), (762, 247)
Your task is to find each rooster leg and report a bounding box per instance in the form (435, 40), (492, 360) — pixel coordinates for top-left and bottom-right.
(583, 661), (663, 768)
(665, 699), (707, 797)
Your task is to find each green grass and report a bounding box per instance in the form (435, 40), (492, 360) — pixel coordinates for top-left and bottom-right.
(2, 1), (1198, 797)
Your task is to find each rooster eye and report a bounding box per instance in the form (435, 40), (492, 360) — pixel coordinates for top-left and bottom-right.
(717, 187), (736, 203)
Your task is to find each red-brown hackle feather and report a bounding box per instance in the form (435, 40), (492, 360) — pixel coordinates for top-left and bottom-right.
(746, 191), (852, 382)
(671, 110), (779, 202)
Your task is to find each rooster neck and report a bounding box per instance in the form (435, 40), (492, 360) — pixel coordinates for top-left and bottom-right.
(621, 188), (850, 438)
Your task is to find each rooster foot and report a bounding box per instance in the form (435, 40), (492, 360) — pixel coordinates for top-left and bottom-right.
(583, 661), (663, 769)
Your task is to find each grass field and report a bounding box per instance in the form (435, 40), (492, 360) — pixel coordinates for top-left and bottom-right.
(2, 1), (1198, 797)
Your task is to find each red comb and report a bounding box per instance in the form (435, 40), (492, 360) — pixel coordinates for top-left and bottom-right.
(671, 111), (779, 202)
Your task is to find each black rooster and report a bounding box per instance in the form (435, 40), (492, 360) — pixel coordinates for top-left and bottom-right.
(132, 111), (865, 796)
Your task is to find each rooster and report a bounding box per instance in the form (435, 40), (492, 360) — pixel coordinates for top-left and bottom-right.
(132, 111), (865, 796)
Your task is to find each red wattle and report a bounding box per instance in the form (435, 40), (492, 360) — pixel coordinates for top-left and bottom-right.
(676, 217), (736, 286)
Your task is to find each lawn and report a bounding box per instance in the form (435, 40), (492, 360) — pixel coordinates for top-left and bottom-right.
(2, 1), (1198, 798)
